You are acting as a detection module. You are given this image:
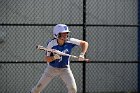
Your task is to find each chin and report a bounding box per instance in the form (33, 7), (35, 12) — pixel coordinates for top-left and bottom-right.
(61, 38), (67, 41)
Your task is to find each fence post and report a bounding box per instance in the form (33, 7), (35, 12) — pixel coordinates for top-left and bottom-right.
(138, 0), (140, 92)
(83, 0), (86, 93)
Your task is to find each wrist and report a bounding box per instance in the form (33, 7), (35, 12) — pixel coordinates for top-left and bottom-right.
(80, 52), (85, 56)
(79, 52), (85, 58)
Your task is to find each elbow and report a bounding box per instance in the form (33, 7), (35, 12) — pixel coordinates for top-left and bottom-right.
(44, 56), (53, 63)
(85, 41), (88, 46)
(44, 56), (49, 62)
(44, 56), (47, 62)
(80, 41), (88, 47)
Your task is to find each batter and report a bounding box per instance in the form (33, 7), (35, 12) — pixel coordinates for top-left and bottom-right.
(31, 24), (88, 93)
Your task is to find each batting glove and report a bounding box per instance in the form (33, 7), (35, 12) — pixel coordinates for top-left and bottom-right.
(53, 54), (61, 60)
(78, 52), (85, 61)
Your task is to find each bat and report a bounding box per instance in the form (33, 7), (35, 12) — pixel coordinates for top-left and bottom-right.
(36, 45), (90, 62)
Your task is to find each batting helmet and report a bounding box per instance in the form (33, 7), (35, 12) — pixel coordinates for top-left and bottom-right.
(53, 24), (70, 38)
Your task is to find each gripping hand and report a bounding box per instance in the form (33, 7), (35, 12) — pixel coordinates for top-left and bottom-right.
(53, 54), (61, 60)
(78, 53), (85, 61)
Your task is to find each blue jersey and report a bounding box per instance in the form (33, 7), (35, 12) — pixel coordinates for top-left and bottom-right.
(46, 38), (81, 68)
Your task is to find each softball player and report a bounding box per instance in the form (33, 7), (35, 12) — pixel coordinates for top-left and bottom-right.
(31, 24), (88, 93)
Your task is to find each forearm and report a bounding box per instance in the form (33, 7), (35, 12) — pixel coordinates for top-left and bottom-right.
(80, 41), (88, 54)
(44, 56), (55, 63)
(44, 54), (61, 62)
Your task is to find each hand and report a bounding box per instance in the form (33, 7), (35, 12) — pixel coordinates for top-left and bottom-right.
(78, 53), (85, 61)
(53, 54), (61, 60)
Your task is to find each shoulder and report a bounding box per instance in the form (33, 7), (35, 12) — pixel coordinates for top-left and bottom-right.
(46, 38), (58, 48)
(66, 38), (81, 46)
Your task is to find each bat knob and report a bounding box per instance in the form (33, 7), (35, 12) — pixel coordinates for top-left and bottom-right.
(36, 45), (42, 49)
(36, 45), (44, 50)
(36, 45), (38, 49)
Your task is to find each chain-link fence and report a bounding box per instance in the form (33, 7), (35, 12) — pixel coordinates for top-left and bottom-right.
(0, 0), (139, 93)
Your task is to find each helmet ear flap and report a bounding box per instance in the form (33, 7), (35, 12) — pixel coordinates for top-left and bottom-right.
(54, 34), (58, 38)
(53, 33), (61, 39)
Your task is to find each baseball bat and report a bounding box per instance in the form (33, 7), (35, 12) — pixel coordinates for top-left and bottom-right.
(36, 45), (90, 62)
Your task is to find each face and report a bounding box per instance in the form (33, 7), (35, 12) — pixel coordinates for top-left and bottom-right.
(58, 32), (69, 41)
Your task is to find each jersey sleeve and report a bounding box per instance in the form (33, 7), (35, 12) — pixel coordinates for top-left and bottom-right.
(69, 38), (81, 46)
(45, 41), (52, 56)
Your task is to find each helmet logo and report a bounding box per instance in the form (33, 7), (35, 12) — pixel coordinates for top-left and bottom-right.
(64, 26), (68, 30)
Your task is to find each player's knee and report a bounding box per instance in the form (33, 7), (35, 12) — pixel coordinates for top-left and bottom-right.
(31, 85), (42, 93)
(72, 87), (77, 93)
(68, 85), (77, 93)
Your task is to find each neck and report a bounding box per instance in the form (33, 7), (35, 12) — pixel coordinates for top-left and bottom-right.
(57, 39), (65, 45)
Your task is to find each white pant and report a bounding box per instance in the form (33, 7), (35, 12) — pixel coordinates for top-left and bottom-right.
(31, 65), (77, 93)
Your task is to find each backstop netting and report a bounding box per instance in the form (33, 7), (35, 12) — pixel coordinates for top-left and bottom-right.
(0, 0), (138, 93)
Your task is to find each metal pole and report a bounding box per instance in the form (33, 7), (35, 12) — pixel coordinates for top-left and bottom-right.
(138, 0), (140, 92)
(83, 0), (86, 93)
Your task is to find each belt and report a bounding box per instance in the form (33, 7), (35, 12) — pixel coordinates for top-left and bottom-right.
(50, 64), (68, 68)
